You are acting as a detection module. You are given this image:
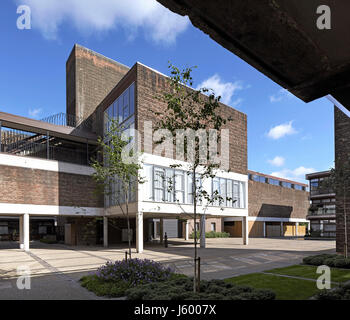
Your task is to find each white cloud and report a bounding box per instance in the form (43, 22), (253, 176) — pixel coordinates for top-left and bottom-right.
(271, 166), (315, 183)
(197, 74), (244, 105)
(269, 89), (294, 103)
(267, 121), (297, 140)
(268, 156), (285, 167)
(28, 108), (42, 119)
(15, 0), (189, 44)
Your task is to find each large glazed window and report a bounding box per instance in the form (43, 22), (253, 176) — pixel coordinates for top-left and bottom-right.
(142, 164), (246, 209)
(104, 82), (135, 136)
(103, 82), (136, 208)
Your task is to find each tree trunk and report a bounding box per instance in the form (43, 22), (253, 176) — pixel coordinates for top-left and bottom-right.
(344, 184), (348, 258)
(125, 188), (132, 259)
(193, 168), (198, 293)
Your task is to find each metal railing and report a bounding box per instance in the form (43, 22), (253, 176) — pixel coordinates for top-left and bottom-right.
(0, 127), (95, 166)
(39, 112), (92, 131)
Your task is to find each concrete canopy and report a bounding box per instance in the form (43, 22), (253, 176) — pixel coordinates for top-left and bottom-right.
(158, 0), (350, 106)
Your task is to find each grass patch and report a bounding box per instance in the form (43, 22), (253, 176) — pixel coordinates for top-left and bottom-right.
(80, 275), (130, 297)
(225, 273), (321, 300)
(126, 277), (275, 300)
(265, 265), (350, 283)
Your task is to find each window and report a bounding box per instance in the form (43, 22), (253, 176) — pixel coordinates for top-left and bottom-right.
(164, 168), (174, 202)
(269, 178), (280, 186)
(154, 167), (165, 202)
(211, 222), (216, 232)
(294, 184), (303, 190)
(212, 177), (245, 208)
(175, 170), (185, 203)
(104, 82), (135, 135)
(281, 181), (292, 188)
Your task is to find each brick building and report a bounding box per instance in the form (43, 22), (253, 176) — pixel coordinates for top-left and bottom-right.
(305, 171), (336, 238)
(0, 44), (309, 251)
(224, 170), (309, 238)
(0, 44), (249, 251)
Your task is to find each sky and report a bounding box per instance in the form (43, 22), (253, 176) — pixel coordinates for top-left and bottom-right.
(0, 0), (335, 183)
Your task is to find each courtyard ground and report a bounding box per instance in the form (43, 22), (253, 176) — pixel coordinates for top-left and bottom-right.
(0, 237), (335, 300)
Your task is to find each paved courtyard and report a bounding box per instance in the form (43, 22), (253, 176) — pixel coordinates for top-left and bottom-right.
(0, 238), (335, 299)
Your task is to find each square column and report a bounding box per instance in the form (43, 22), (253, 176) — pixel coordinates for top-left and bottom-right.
(136, 212), (144, 253)
(263, 221), (266, 238)
(103, 217), (108, 248)
(23, 213), (30, 252)
(200, 215), (206, 248)
(160, 218), (164, 243)
(19, 215), (24, 249)
(280, 221), (284, 237)
(295, 222), (299, 236)
(242, 216), (249, 245)
(184, 220), (190, 240)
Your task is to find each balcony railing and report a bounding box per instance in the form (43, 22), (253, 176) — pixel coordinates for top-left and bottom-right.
(0, 127), (96, 166)
(308, 208), (336, 217)
(39, 112), (92, 132)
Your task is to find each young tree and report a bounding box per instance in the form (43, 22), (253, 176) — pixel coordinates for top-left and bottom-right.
(324, 159), (350, 258)
(154, 64), (232, 292)
(92, 118), (143, 259)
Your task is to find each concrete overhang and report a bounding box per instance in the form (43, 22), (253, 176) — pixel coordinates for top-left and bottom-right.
(0, 112), (98, 145)
(158, 0), (350, 107)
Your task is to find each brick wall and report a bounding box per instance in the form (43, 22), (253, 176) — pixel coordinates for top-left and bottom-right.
(248, 180), (309, 219)
(136, 63), (248, 175)
(187, 218), (223, 235)
(66, 44), (129, 132)
(334, 106), (350, 254)
(0, 165), (102, 208)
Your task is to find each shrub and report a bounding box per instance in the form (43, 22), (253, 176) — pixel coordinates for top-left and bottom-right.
(190, 231), (230, 239)
(314, 283), (350, 300)
(80, 258), (176, 297)
(125, 277), (275, 300)
(303, 254), (350, 269)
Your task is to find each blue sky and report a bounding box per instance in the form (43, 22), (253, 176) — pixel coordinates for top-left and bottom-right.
(0, 0), (334, 183)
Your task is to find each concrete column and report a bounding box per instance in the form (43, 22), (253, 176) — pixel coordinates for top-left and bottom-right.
(160, 218), (164, 243)
(200, 215), (206, 248)
(19, 215), (24, 249)
(280, 221), (284, 237)
(263, 221), (266, 238)
(23, 213), (30, 252)
(103, 217), (108, 248)
(242, 216), (249, 245)
(295, 222), (299, 236)
(184, 220), (189, 241)
(136, 212), (143, 253)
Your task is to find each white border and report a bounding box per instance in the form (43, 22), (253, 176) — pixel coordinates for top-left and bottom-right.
(0, 153), (94, 176)
(0, 203), (103, 216)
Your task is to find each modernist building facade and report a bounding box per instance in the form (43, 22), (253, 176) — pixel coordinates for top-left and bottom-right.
(0, 44), (249, 252)
(224, 170), (309, 238)
(305, 171), (336, 238)
(0, 44), (310, 251)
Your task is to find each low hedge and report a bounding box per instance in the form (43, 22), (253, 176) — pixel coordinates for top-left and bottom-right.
(303, 254), (350, 269)
(190, 231), (230, 239)
(314, 283), (350, 300)
(125, 277), (275, 300)
(80, 258), (175, 298)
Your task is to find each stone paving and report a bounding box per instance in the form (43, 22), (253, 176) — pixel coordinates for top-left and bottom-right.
(0, 238), (336, 299)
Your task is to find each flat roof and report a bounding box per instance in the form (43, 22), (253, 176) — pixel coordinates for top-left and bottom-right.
(0, 112), (98, 145)
(305, 170), (331, 180)
(248, 169), (308, 187)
